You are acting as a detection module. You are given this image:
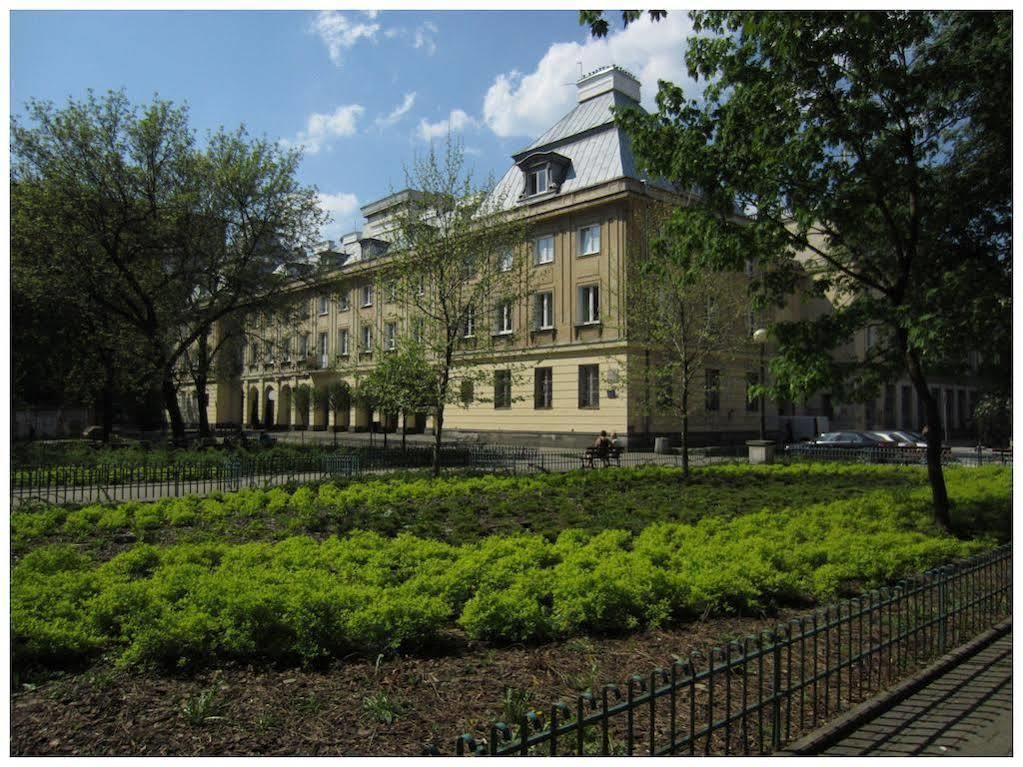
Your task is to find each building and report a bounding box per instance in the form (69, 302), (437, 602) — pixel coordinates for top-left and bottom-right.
(188, 66), (983, 447)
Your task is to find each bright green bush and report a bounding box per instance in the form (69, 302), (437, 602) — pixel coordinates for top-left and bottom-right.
(16, 464), (1009, 553)
(12, 477), (998, 670)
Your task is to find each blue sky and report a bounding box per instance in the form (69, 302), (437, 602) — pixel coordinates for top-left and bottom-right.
(11, 9), (697, 240)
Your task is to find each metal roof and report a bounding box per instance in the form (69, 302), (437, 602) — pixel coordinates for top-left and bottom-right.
(515, 90), (640, 157)
(490, 93), (675, 211)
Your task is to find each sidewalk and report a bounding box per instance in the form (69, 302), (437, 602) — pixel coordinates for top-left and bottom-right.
(820, 632), (1012, 756)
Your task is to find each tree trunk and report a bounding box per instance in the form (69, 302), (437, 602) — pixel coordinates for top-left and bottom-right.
(906, 350), (951, 531)
(162, 374), (187, 445)
(432, 405), (445, 477)
(195, 374), (210, 439)
(101, 355), (116, 443)
(401, 411), (407, 453)
(680, 388), (690, 479)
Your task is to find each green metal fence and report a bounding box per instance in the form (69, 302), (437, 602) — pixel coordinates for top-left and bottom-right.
(453, 545), (1012, 756)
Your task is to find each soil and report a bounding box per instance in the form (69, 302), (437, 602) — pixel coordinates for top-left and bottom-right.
(11, 611), (805, 756)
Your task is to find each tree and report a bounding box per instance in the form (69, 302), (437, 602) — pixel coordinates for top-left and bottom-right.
(323, 380), (351, 446)
(364, 341), (439, 453)
(626, 204), (758, 477)
(586, 11), (1011, 530)
(11, 90), (326, 444)
(380, 137), (531, 475)
(293, 384), (312, 430)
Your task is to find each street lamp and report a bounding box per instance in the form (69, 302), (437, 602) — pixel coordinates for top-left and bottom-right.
(753, 328), (768, 440)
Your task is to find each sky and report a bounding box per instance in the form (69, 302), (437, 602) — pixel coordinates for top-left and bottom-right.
(10, 8), (699, 241)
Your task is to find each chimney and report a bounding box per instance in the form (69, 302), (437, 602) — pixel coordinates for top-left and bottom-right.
(576, 65), (641, 104)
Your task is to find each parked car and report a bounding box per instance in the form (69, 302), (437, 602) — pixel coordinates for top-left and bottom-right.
(811, 431), (884, 448)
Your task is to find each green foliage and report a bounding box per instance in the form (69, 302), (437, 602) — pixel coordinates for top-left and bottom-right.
(973, 394), (1011, 448)
(13, 465), (1010, 556)
(362, 692), (403, 725)
(12, 466), (1004, 670)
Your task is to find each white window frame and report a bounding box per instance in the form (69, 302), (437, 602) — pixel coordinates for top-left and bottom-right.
(338, 291), (350, 312)
(534, 235), (554, 266)
(385, 321), (397, 351)
(362, 325), (373, 353)
(579, 364), (600, 409)
(318, 296), (329, 316)
(338, 328), (349, 357)
(579, 284), (600, 325)
(495, 301), (513, 335)
(579, 224), (600, 256)
(283, 337), (292, 363)
(318, 332), (328, 368)
(463, 306), (476, 338)
(299, 334), (309, 358)
(498, 249), (514, 273)
(361, 284), (374, 308)
(536, 291), (554, 330)
(527, 167), (549, 196)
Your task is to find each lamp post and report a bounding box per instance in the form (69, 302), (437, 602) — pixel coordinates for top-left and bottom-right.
(753, 328), (768, 440)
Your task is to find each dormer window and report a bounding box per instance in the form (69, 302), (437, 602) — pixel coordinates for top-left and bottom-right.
(526, 167), (549, 196)
(515, 151), (571, 202)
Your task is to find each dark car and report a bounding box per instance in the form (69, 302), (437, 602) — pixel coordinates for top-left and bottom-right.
(812, 431), (884, 448)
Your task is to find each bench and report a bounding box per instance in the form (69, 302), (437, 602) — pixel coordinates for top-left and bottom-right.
(581, 445), (623, 469)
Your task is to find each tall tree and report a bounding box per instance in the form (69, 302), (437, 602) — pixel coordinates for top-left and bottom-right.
(626, 203), (758, 477)
(586, 11), (1011, 530)
(363, 340), (439, 453)
(11, 90), (326, 444)
(380, 137), (531, 475)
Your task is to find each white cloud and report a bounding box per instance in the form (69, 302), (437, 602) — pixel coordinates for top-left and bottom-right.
(290, 104), (365, 155)
(482, 13), (698, 138)
(311, 10), (380, 66)
(363, 10), (379, 20)
(417, 108), (476, 142)
(375, 92), (417, 128)
(413, 20), (438, 55)
(319, 192), (362, 240)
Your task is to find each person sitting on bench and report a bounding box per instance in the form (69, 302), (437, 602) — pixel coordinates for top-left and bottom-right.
(592, 430), (612, 468)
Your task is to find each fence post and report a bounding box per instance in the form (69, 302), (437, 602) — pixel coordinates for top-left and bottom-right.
(938, 566), (948, 655)
(771, 631), (783, 752)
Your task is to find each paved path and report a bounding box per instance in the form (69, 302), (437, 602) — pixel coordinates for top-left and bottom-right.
(822, 633), (1012, 756)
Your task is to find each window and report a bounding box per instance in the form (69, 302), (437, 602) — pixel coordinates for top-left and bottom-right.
(883, 384), (896, 425)
(746, 308), (758, 336)
(535, 291), (554, 330)
(264, 340), (273, 366)
(386, 281), (398, 303)
(318, 332), (328, 368)
(385, 322), (397, 351)
(338, 291), (350, 312)
(283, 337), (292, 363)
(534, 367), (553, 409)
(461, 256), (475, 281)
(578, 285), (600, 324)
(498, 249), (514, 272)
(494, 370), (512, 409)
(463, 306), (476, 338)
(534, 235), (554, 265)
(416, 277), (425, 297)
(526, 166), (549, 196)
(744, 259), (755, 278)
(362, 325), (373, 353)
(579, 224), (600, 256)
(459, 380), (475, 405)
(656, 371), (674, 411)
(412, 317), (425, 344)
(745, 373), (760, 412)
(338, 328), (350, 357)
(578, 364), (600, 409)
(361, 284), (374, 307)
(494, 301), (513, 335)
(299, 334), (309, 358)
(318, 296), (329, 316)
(957, 389), (966, 429)
(705, 369), (720, 412)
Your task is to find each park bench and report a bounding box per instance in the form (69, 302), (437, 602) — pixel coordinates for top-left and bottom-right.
(581, 445), (622, 469)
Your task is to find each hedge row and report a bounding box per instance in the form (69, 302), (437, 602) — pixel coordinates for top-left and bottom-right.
(13, 483), (996, 669)
(14, 463), (974, 551)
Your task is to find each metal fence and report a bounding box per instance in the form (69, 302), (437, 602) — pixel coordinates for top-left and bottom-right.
(454, 545), (1012, 756)
(10, 444), (705, 506)
(783, 445), (1012, 467)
